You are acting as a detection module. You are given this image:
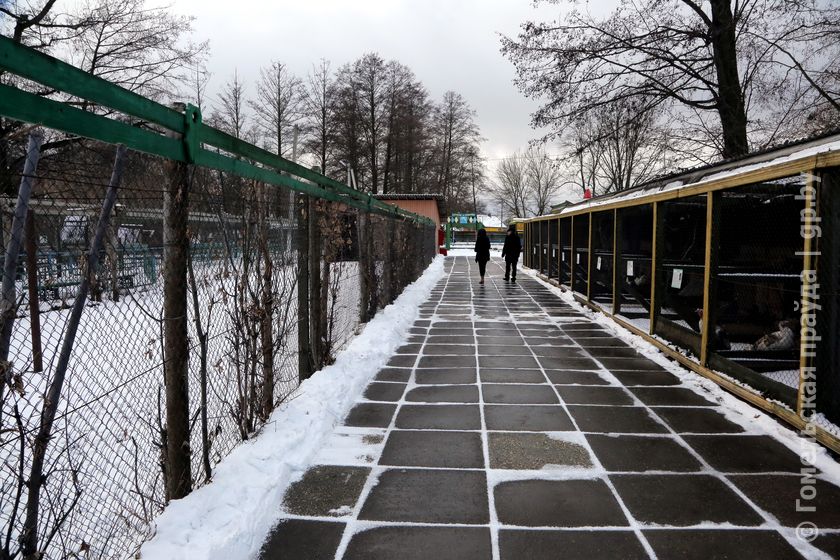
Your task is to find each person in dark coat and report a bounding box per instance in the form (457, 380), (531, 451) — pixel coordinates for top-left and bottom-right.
(474, 228), (491, 284)
(501, 224), (521, 282)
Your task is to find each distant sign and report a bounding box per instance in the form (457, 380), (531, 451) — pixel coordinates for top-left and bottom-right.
(449, 213), (477, 225)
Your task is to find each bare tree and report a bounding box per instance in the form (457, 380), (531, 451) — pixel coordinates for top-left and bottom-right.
(250, 61), (303, 157)
(303, 59), (335, 175)
(491, 152), (530, 218)
(213, 71), (250, 141)
(501, 0), (840, 160)
(525, 147), (564, 215)
(432, 91), (482, 212)
(70, 0), (207, 102)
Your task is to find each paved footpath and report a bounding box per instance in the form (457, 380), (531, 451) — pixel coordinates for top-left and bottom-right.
(259, 257), (840, 560)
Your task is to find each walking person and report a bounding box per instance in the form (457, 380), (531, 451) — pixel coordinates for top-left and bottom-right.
(501, 223), (521, 282)
(474, 228), (491, 285)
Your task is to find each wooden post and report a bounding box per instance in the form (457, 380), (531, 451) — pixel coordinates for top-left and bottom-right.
(612, 209), (621, 315)
(162, 105), (192, 501)
(798, 172), (817, 417)
(556, 219), (561, 282)
(569, 216), (575, 292)
(700, 191), (721, 367)
(586, 213), (593, 301)
(650, 201), (666, 334)
(25, 209), (43, 373)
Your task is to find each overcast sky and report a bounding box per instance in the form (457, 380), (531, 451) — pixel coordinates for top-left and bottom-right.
(166, 0), (572, 164)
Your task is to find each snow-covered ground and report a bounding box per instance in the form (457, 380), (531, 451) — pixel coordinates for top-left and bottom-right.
(139, 256), (445, 560)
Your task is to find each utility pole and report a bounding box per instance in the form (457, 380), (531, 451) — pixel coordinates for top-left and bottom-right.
(470, 149), (478, 238)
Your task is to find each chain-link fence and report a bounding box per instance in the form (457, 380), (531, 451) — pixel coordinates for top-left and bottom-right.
(0, 132), (435, 560)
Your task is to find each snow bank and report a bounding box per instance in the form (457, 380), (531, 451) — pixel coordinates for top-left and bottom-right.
(139, 256), (445, 560)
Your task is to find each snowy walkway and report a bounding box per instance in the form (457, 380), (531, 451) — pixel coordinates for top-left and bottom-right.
(258, 257), (840, 560)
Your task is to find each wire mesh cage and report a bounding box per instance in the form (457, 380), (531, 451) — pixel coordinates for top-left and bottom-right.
(572, 213), (590, 295)
(708, 176), (805, 404)
(651, 195), (708, 357)
(560, 217), (572, 286)
(616, 204), (653, 332)
(590, 210), (615, 311)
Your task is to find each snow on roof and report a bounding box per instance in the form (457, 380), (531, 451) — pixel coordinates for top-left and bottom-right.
(478, 215), (503, 228)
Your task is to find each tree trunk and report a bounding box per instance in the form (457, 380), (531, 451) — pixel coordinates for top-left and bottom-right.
(709, 0), (749, 158)
(308, 198), (322, 369)
(297, 193), (312, 382)
(258, 184), (274, 419)
(162, 107), (192, 500)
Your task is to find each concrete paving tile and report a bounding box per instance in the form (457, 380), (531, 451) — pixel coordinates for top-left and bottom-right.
(499, 530), (648, 560)
(598, 356), (668, 371)
(405, 385), (480, 403)
(479, 355), (539, 368)
(258, 519), (345, 560)
(418, 355), (476, 368)
(363, 382), (407, 402)
(386, 354), (417, 367)
(483, 384), (559, 404)
(480, 369), (546, 384)
(556, 386), (635, 405)
(422, 344), (476, 356)
(537, 356), (600, 370)
(684, 435), (804, 473)
(611, 370), (681, 386)
(414, 368), (477, 385)
(524, 336), (577, 346)
(489, 432), (592, 469)
(426, 335), (475, 344)
(485, 405), (575, 431)
(344, 526), (492, 560)
(474, 336), (526, 345)
(586, 434), (703, 472)
(729, 475), (840, 528)
(613, 474), (763, 526)
(494, 479), (628, 527)
(379, 430), (484, 468)
(530, 346), (587, 359)
(373, 368), (411, 382)
(652, 406), (746, 434)
(585, 346), (645, 358)
(477, 345), (533, 356)
(396, 344), (423, 354)
(359, 469), (489, 524)
(813, 534), (840, 558)
(395, 405), (481, 430)
(629, 386), (717, 407)
(344, 403), (397, 428)
(545, 370), (611, 385)
(568, 406), (669, 433)
(643, 530), (805, 559)
(282, 466), (369, 517)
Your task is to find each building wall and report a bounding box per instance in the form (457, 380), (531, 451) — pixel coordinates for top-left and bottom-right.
(379, 199), (441, 231)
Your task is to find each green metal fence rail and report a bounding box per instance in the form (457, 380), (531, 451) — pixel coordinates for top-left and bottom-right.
(0, 35), (434, 226)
